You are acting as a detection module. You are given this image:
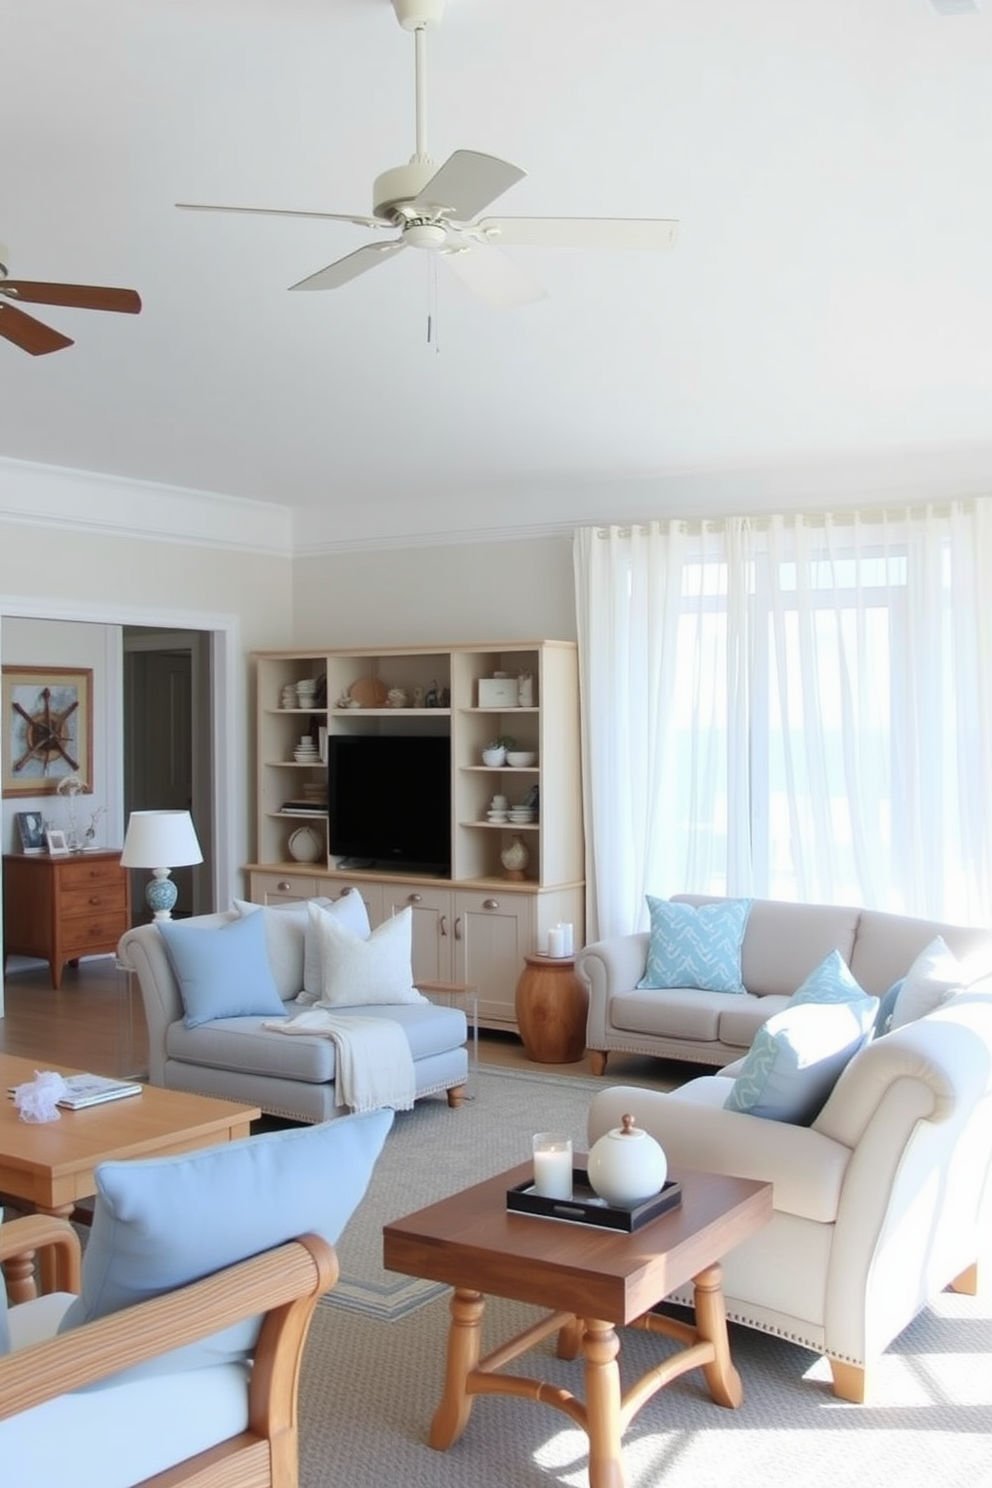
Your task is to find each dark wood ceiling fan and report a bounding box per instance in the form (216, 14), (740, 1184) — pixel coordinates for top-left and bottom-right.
(0, 241), (141, 355)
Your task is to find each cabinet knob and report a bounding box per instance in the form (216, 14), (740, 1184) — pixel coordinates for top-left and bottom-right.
(482, 898), (500, 910)
(408, 893), (422, 904)
(277, 881), (291, 891)
(340, 886), (353, 896)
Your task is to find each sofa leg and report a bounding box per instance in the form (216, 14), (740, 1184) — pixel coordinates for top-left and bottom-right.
(589, 1050), (609, 1077)
(949, 1262), (978, 1295)
(446, 1084), (467, 1109)
(828, 1358), (868, 1403)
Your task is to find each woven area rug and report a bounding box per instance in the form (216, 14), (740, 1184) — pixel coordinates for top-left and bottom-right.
(301, 1068), (992, 1487)
(326, 1065), (604, 1320)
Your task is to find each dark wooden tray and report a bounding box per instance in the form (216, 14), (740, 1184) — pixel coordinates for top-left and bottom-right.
(506, 1170), (682, 1232)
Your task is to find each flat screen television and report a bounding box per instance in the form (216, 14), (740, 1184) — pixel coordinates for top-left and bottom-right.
(327, 734), (451, 875)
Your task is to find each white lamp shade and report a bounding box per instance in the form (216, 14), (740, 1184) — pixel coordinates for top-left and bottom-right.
(121, 810), (204, 869)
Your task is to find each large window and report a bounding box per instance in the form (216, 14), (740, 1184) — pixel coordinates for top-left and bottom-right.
(575, 504), (991, 940)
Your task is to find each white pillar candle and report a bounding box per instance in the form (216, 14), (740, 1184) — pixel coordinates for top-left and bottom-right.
(548, 926), (565, 958)
(560, 922), (574, 955)
(532, 1134), (573, 1199)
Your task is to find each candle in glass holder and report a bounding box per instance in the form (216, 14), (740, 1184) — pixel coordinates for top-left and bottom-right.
(532, 1132), (573, 1199)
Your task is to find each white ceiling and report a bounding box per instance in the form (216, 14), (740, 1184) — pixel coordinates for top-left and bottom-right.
(2, 0), (991, 550)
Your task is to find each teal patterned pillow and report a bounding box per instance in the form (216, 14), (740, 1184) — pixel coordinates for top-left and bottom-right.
(724, 1000), (875, 1124)
(790, 950), (874, 1012)
(637, 896), (753, 995)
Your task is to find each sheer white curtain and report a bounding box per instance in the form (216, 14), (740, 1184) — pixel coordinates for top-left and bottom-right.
(574, 502), (992, 942)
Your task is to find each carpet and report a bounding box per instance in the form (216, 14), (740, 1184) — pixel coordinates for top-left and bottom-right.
(327, 1065), (604, 1320)
(300, 1067), (992, 1488)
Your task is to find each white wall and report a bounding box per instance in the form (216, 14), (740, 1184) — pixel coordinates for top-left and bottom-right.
(1, 617), (122, 855)
(292, 534), (577, 646)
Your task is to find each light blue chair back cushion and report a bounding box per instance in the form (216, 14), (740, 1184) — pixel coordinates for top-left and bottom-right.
(57, 1109), (393, 1384)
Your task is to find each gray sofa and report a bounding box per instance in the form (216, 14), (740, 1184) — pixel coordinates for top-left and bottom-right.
(119, 910), (468, 1123)
(578, 893), (992, 1074)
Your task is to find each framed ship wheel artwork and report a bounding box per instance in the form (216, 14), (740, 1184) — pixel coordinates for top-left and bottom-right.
(2, 666), (93, 797)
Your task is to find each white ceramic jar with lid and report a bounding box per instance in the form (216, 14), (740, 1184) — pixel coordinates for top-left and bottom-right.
(586, 1113), (667, 1207)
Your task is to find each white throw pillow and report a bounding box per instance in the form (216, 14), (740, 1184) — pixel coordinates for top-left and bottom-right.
(233, 895), (370, 1000)
(889, 936), (964, 1029)
(308, 902), (426, 1008)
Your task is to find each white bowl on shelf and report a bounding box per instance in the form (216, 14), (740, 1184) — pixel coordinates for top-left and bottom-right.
(505, 751), (536, 767)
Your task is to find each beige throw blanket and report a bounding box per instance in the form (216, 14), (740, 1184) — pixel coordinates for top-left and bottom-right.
(261, 1008), (416, 1113)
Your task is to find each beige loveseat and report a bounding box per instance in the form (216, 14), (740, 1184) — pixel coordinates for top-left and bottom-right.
(578, 894), (992, 1074)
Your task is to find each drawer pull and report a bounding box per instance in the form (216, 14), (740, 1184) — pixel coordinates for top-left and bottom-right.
(340, 886), (353, 896)
(483, 898), (500, 910)
(408, 893), (422, 905)
(277, 881), (291, 892)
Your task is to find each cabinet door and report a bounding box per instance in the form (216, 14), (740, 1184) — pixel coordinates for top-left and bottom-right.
(452, 889), (535, 1026)
(382, 882), (453, 983)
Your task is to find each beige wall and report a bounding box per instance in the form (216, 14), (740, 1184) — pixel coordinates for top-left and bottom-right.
(291, 535), (577, 648)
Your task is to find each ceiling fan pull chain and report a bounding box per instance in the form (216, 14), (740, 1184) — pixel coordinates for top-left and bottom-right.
(427, 251), (441, 354)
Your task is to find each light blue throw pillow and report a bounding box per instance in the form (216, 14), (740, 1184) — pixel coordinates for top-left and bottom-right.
(790, 949), (873, 1010)
(57, 1109), (393, 1384)
(637, 896), (753, 994)
(158, 910), (287, 1027)
(724, 999), (875, 1124)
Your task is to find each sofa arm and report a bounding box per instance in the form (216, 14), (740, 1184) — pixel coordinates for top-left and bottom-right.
(576, 933), (650, 1045)
(587, 1084), (851, 1224)
(0, 1233), (337, 1422)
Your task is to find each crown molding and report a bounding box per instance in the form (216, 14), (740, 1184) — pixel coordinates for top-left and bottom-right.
(0, 456), (293, 557)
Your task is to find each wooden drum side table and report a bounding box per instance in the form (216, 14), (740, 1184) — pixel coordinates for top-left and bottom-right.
(515, 953), (589, 1064)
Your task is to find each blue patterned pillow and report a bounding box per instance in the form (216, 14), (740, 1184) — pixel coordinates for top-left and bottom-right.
(791, 950), (874, 1012)
(724, 1000), (874, 1124)
(637, 897), (753, 995)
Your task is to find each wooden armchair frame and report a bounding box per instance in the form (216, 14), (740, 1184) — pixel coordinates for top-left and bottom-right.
(1, 1212), (338, 1488)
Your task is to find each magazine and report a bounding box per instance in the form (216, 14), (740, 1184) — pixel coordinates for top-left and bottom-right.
(56, 1074), (143, 1110)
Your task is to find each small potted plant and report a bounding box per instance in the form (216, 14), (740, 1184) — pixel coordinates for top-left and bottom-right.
(482, 734), (516, 767)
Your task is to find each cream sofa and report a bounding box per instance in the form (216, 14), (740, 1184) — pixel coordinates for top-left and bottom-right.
(578, 894), (992, 1074)
(588, 987), (992, 1402)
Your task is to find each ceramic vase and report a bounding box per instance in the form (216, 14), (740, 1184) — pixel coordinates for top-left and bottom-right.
(500, 832), (530, 880)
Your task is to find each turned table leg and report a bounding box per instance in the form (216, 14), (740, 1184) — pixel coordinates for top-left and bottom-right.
(692, 1262), (742, 1408)
(582, 1318), (626, 1488)
(429, 1288), (485, 1450)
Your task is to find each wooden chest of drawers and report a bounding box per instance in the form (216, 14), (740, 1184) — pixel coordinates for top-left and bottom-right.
(2, 850), (131, 989)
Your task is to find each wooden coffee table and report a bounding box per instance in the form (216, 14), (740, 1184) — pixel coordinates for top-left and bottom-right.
(1, 1053), (260, 1302)
(384, 1161), (772, 1488)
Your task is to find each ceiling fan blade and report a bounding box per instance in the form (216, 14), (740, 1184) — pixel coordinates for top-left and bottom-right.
(289, 239), (406, 292)
(0, 300), (73, 355)
(414, 150), (526, 222)
(475, 217), (680, 251)
(177, 202), (388, 231)
(2, 281), (141, 313)
(441, 245), (546, 310)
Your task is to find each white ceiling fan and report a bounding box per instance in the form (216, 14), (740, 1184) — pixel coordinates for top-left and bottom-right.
(177, 0), (679, 309)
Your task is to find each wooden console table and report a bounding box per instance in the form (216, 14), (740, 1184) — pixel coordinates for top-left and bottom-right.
(2, 850), (131, 989)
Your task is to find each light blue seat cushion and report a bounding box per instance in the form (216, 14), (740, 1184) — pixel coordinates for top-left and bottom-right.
(638, 896), (753, 995)
(57, 1109), (393, 1383)
(724, 998), (875, 1124)
(158, 911), (286, 1027)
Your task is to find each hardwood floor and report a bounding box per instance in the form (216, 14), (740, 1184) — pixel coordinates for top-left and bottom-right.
(1, 954), (682, 1092)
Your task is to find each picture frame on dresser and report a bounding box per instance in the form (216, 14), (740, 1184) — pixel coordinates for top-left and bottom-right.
(2, 665), (93, 797)
(45, 829), (70, 857)
(15, 811), (45, 853)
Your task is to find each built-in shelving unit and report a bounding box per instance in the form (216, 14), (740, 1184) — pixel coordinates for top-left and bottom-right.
(247, 641), (584, 1027)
